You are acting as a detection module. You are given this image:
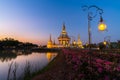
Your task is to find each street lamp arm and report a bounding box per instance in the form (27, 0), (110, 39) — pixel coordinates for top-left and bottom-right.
(82, 5), (103, 21)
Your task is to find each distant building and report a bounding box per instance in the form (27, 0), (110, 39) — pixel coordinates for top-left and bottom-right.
(47, 23), (83, 48)
(47, 34), (53, 48)
(77, 34), (83, 48)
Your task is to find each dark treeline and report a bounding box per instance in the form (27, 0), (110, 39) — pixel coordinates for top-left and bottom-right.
(83, 40), (120, 50)
(0, 38), (38, 50)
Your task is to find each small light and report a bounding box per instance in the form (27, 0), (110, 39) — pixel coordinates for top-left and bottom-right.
(103, 41), (107, 45)
(73, 40), (76, 45)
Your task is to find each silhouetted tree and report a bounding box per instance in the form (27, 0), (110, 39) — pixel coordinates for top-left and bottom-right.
(0, 38), (38, 50)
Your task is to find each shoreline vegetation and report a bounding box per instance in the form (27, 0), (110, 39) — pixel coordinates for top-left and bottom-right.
(0, 38), (38, 51)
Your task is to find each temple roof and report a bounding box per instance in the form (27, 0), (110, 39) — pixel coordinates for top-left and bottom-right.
(58, 23), (70, 39)
(49, 34), (52, 42)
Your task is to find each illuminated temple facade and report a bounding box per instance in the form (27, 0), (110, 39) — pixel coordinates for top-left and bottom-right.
(58, 23), (71, 46)
(47, 23), (83, 48)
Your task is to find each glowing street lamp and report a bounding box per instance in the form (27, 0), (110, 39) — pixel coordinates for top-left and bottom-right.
(98, 16), (107, 31)
(82, 5), (107, 49)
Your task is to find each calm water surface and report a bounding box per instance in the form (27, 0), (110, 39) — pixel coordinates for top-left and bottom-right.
(0, 51), (57, 80)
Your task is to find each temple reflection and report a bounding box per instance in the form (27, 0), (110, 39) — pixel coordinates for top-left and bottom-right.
(46, 52), (57, 61)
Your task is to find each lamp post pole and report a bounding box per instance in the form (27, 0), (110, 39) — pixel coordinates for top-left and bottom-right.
(82, 5), (106, 80)
(88, 13), (91, 49)
(82, 5), (104, 49)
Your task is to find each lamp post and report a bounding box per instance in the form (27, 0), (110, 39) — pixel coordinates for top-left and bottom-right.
(82, 5), (107, 49)
(82, 6), (107, 79)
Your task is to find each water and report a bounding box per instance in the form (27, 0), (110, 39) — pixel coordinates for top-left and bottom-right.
(0, 51), (58, 80)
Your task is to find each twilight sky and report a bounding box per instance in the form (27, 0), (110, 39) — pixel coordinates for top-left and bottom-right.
(0, 0), (120, 45)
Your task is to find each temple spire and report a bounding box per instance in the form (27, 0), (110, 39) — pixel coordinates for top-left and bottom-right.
(77, 34), (83, 48)
(62, 23), (67, 34)
(49, 34), (52, 42)
(78, 34), (80, 41)
(47, 34), (53, 48)
(62, 23), (66, 31)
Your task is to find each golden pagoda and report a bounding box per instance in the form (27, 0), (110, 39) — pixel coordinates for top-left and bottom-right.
(77, 34), (83, 48)
(47, 23), (83, 48)
(47, 34), (53, 48)
(58, 23), (71, 46)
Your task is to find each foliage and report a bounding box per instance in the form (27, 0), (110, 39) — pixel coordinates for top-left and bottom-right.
(7, 61), (32, 80)
(23, 61), (31, 80)
(0, 38), (38, 50)
(62, 49), (120, 80)
(7, 62), (18, 80)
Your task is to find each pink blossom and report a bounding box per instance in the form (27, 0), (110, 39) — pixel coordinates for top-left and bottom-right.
(98, 67), (103, 73)
(104, 76), (109, 80)
(104, 61), (113, 65)
(96, 59), (104, 63)
(62, 48), (120, 79)
(116, 66), (120, 72)
(78, 74), (84, 79)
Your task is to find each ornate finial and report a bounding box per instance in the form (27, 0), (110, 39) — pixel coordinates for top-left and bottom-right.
(78, 34), (82, 43)
(50, 34), (52, 41)
(78, 34), (80, 40)
(62, 22), (66, 31)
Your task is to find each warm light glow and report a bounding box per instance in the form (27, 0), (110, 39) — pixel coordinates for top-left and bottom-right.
(82, 46), (84, 49)
(98, 22), (107, 31)
(86, 43), (88, 46)
(97, 47), (100, 50)
(103, 41), (107, 45)
(73, 40), (76, 45)
(46, 52), (57, 61)
(47, 41), (53, 48)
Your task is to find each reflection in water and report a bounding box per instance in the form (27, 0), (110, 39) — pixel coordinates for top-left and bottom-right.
(0, 50), (33, 62)
(46, 52), (58, 61)
(0, 52), (58, 80)
(0, 51), (17, 62)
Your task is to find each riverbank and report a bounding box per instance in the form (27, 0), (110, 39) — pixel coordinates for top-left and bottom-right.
(31, 48), (61, 52)
(32, 49), (72, 80)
